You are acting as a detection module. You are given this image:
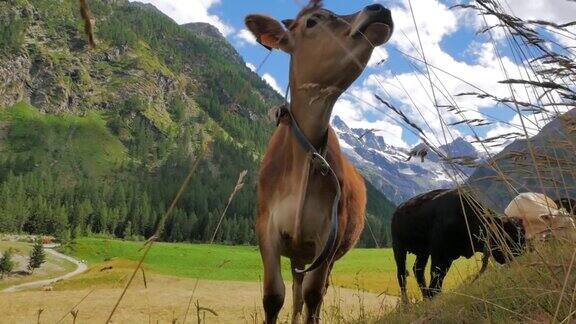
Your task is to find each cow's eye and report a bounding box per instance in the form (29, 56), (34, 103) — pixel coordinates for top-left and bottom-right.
(306, 18), (318, 28)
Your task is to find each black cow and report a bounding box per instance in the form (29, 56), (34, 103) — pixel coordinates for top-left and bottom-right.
(392, 189), (526, 302)
(554, 198), (576, 216)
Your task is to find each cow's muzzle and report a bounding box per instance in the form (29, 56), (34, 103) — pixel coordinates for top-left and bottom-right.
(349, 4), (394, 45)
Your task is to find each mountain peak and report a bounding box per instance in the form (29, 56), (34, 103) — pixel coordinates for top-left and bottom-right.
(439, 137), (478, 159)
(332, 124), (482, 203)
(331, 115), (352, 133)
(181, 22), (247, 68)
(183, 22), (225, 41)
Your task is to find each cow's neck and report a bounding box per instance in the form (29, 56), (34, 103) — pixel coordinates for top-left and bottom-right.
(283, 74), (342, 194)
(284, 84), (340, 230)
(288, 84), (339, 150)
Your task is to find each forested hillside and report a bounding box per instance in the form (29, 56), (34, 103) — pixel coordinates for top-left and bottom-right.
(0, 0), (395, 247)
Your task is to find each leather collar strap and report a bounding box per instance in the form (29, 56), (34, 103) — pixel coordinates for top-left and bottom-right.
(275, 104), (341, 274)
(276, 105), (328, 161)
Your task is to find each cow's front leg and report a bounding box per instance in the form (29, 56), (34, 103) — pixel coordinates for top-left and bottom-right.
(302, 261), (331, 324)
(413, 253), (430, 298)
(428, 256), (452, 298)
(291, 260), (305, 324)
(259, 234), (285, 323)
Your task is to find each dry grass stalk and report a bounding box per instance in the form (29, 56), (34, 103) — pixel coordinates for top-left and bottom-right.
(55, 288), (96, 323)
(182, 278), (200, 323)
(195, 300), (218, 324)
(209, 170), (248, 244)
(70, 309), (79, 324)
(79, 0), (95, 49)
(141, 267), (147, 288)
(36, 308), (44, 324)
(105, 148), (206, 323)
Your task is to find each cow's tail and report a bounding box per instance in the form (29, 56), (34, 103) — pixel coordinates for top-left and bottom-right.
(393, 244), (409, 277)
(393, 242), (410, 303)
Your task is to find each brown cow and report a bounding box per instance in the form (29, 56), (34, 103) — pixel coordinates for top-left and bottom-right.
(245, 3), (393, 323)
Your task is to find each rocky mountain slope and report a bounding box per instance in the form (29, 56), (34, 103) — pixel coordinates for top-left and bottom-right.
(468, 109), (576, 211)
(0, 0), (394, 246)
(332, 116), (480, 204)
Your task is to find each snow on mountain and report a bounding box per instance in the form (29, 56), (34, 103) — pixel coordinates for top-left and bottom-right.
(332, 116), (480, 204)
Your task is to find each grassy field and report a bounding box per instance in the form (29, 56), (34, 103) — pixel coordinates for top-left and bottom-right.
(0, 237), (484, 323)
(63, 237), (483, 297)
(0, 272), (398, 323)
(0, 241), (77, 290)
(5, 237), (565, 323)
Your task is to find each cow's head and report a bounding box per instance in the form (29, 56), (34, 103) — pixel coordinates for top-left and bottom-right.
(554, 198), (576, 216)
(491, 217), (526, 264)
(245, 3), (393, 93)
(539, 212), (575, 228)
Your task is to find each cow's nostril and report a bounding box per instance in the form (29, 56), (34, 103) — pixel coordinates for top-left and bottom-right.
(366, 4), (384, 12)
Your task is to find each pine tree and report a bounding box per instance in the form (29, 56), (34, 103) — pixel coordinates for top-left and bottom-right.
(28, 241), (46, 273)
(0, 249), (14, 279)
(123, 221), (133, 239)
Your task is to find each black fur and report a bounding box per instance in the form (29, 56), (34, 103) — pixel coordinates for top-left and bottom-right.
(554, 197), (576, 216)
(391, 189), (526, 300)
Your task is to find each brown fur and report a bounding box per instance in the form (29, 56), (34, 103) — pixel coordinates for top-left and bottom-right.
(247, 3), (393, 322)
(257, 124), (366, 261)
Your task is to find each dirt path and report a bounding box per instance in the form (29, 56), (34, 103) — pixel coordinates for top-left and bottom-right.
(0, 276), (399, 323)
(2, 247), (88, 293)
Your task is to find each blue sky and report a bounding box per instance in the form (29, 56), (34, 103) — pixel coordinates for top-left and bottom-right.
(133, 0), (576, 152)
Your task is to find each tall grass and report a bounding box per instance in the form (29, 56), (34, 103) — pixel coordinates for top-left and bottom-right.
(22, 0), (576, 322)
(365, 0), (576, 322)
(377, 239), (576, 323)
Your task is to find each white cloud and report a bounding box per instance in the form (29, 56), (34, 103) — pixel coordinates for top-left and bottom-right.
(389, 0), (459, 54)
(245, 62), (256, 72)
(502, 0), (576, 50)
(351, 0), (562, 150)
(493, 0), (576, 24)
(131, 0), (234, 36)
(463, 0), (576, 45)
(337, 0), (574, 154)
(367, 46), (389, 67)
(236, 28), (258, 46)
(262, 73), (283, 95)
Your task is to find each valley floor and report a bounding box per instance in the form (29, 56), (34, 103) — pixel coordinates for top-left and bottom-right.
(0, 238), (484, 323)
(62, 238), (482, 296)
(0, 275), (398, 323)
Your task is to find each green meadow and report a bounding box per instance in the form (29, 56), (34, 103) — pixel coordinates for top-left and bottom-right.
(0, 102), (127, 176)
(65, 237), (483, 297)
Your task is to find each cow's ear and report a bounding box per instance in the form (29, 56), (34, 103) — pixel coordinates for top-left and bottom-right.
(245, 14), (295, 53)
(514, 217), (525, 229)
(282, 19), (295, 29)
